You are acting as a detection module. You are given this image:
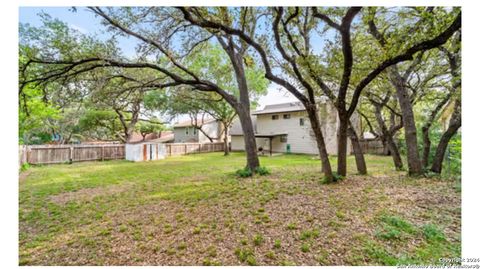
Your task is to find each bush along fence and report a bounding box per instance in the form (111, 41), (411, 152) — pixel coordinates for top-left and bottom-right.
(19, 142), (225, 165)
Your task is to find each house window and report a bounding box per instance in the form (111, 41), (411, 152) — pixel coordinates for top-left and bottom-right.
(272, 115), (279, 120)
(193, 128), (197, 135)
(185, 127), (189, 135)
(299, 118), (305, 126)
(283, 114), (291, 119)
(280, 135), (288, 143)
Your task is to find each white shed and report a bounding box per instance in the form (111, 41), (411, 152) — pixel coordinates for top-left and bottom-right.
(125, 142), (167, 162)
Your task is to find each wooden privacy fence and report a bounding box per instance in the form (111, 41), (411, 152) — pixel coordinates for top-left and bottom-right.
(19, 142), (225, 165)
(359, 139), (386, 155)
(165, 142), (224, 156)
(20, 144), (125, 165)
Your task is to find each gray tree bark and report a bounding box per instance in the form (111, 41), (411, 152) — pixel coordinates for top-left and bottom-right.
(430, 100), (461, 174)
(388, 67), (423, 176)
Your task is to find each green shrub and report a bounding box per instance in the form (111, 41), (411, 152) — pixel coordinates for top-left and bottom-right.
(255, 166), (270, 176)
(20, 163), (30, 172)
(323, 172), (344, 183)
(235, 166), (270, 177)
(235, 167), (253, 178)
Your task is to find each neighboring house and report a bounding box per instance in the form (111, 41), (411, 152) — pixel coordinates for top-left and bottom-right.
(173, 118), (223, 143)
(230, 98), (361, 155)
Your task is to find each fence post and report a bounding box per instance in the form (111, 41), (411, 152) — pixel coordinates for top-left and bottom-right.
(184, 144), (187, 155)
(69, 146), (74, 163)
(101, 146), (105, 161)
(26, 146), (31, 164)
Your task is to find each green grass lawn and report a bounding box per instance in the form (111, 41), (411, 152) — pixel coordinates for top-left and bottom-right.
(19, 152), (461, 265)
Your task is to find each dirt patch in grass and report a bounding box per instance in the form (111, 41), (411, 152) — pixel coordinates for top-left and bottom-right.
(49, 183), (133, 205)
(19, 170), (32, 183)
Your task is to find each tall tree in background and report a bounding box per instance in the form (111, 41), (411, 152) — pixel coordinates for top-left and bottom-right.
(180, 7), (461, 179)
(430, 34), (461, 174)
(20, 8), (269, 172)
(367, 7), (461, 176)
(359, 72), (405, 171)
(179, 7), (337, 180)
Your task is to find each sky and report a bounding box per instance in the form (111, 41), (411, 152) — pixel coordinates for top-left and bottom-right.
(19, 6), (301, 118)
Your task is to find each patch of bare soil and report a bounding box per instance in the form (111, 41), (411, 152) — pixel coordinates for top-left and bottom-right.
(49, 183), (133, 205)
(19, 170), (32, 183)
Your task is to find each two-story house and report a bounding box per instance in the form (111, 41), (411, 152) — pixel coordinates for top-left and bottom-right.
(230, 99), (360, 155)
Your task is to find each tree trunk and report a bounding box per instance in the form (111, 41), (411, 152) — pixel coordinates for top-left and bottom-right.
(421, 126), (431, 168)
(223, 43), (260, 172)
(381, 135), (390, 155)
(237, 105), (259, 171)
(223, 122), (230, 156)
(388, 67), (423, 176)
(305, 105), (333, 181)
(347, 121), (367, 175)
(431, 101), (461, 174)
(373, 104), (403, 170)
(421, 91), (454, 169)
(336, 112), (349, 176)
(115, 108), (138, 143)
(197, 127), (214, 142)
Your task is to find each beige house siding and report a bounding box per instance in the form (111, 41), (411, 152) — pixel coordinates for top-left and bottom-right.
(256, 110), (319, 154)
(231, 101), (361, 155)
(174, 126), (198, 143)
(231, 136), (263, 152)
(174, 121), (222, 143)
(198, 121), (222, 143)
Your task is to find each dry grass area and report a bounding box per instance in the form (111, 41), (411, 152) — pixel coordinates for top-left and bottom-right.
(19, 153), (461, 265)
